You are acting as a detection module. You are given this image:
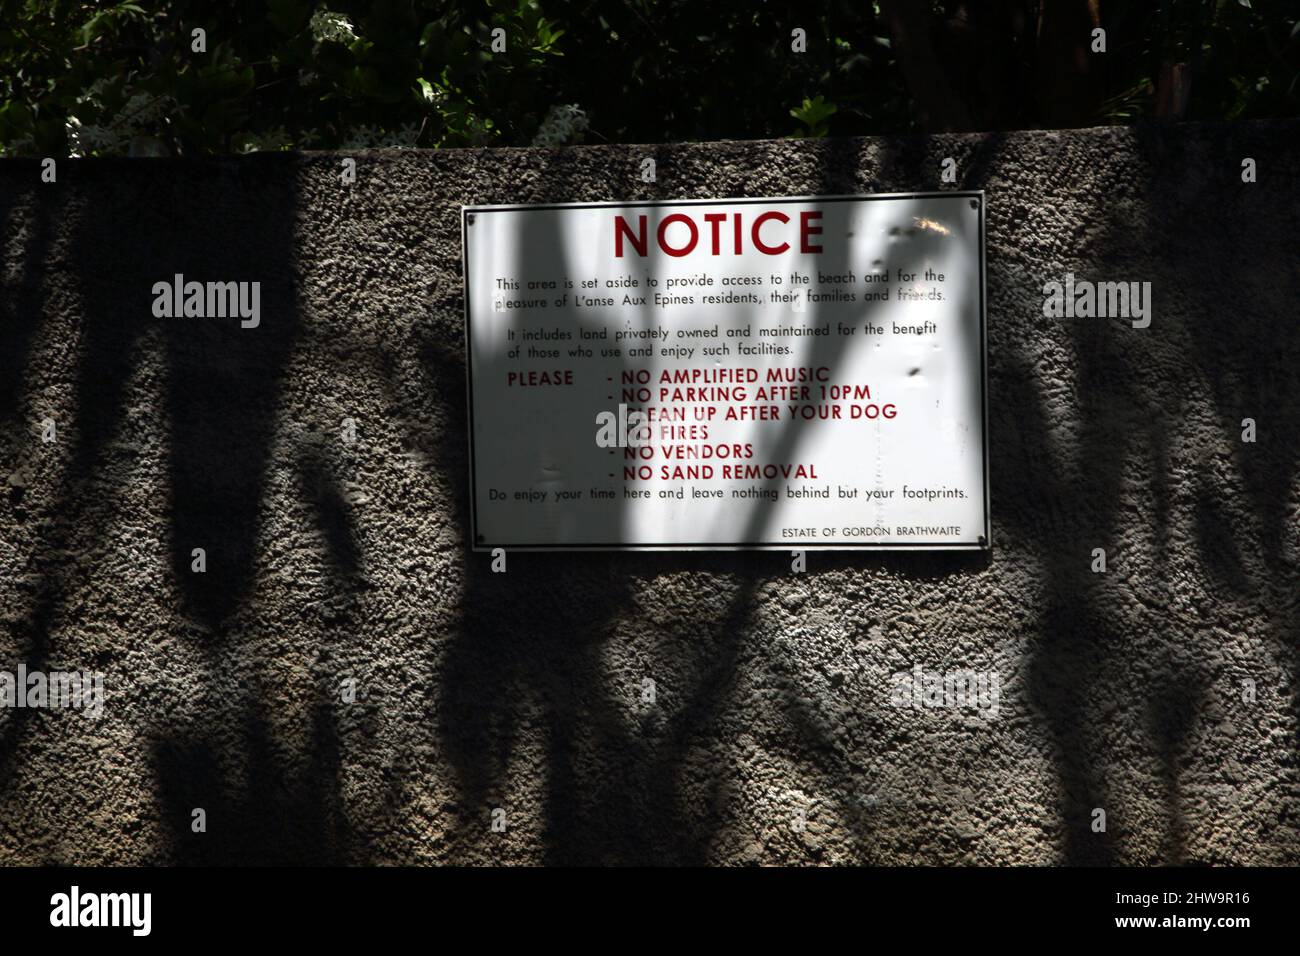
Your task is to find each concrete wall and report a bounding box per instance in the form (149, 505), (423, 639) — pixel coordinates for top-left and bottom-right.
(1, 121), (1297, 865)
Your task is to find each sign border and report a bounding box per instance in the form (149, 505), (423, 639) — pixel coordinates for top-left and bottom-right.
(461, 191), (990, 552)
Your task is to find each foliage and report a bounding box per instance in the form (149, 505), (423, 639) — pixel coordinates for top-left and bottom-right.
(0, 0), (1297, 157)
(1100, 0), (1300, 123)
(790, 95), (837, 138)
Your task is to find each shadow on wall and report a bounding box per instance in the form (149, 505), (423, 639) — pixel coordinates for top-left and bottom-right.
(0, 156), (363, 864)
(1, 124), (1297, 864)
(425, 144), (991, 863)
(996, 121), (1300, 864)
(427, 129), (1300, 865)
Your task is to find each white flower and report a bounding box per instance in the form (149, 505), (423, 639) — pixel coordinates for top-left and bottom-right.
(310, 10), (356, 44)
(340, 124), (379, 149)
(531, 103), (589, 146)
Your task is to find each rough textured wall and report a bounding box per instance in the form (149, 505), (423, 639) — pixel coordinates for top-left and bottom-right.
(1, 121), (1298, 865)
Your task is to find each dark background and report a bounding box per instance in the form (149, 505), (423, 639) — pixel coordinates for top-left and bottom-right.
(2, 1), (1298, 156)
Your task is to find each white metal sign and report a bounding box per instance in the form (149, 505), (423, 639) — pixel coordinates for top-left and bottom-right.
(463, 192), (988, 550)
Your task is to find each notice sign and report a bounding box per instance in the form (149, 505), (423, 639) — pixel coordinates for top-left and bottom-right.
(463, 192), (988, 550)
